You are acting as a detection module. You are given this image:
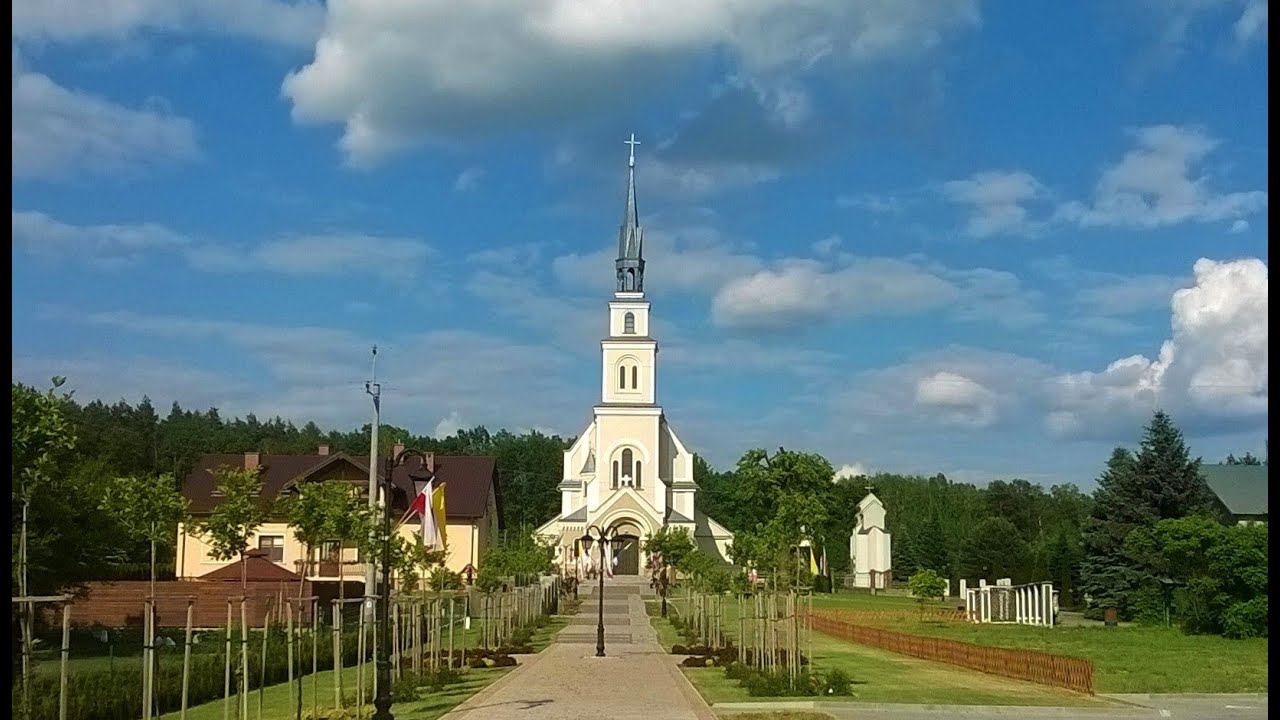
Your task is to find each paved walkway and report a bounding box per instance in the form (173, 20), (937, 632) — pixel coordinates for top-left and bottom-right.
(442, 578), (715, 720)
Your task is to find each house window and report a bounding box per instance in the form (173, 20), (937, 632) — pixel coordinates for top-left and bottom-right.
(623, 312), (635, 334)
(258, 535), (285, 563)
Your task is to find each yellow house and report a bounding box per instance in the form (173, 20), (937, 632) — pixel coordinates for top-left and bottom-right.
(176, 445), (500, 594)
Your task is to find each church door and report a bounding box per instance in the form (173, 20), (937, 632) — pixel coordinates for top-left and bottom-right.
(611, 535), (641, 575)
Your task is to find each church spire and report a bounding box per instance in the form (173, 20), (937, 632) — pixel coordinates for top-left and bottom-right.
(615, 133), (645, 294)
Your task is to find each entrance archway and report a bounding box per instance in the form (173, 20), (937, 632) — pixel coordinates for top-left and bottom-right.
(609, 520), (643, 576)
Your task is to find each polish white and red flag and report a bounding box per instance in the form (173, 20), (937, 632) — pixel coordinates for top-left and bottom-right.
(400, 480), (444, 550)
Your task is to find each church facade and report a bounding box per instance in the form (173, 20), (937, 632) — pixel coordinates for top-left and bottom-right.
(536, 138), (734, 575)
(848, 492), (892, 589)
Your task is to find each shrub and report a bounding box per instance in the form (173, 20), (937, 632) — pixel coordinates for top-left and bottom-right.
(823, 668), (853, 695)
(1222, 596), (1268, 639)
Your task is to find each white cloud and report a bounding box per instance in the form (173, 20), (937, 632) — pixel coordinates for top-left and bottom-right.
(836, 193), (903, 213)
(432, 410), (465, 438)
(710, 256), (1042, 331)
(638, 157), (780, 198)
(1230, 219), (1250, 233)
(915, 371), (1000, 428)
(12, 0), (323, 48)
(12, 64), (199, 180)
(38, 308), (591, 433)
(1235, 0), (1268, 46)
(13, 210), (189, 268)
(1075, 274), (1192, 316)
(453, 166), (484, 192)
(838, 347), (1055, 432)
(811, 235), (843, 255)
(1046, 257), (1268, 438)
(14, 210), (430, 280)
(282, 0), (979, 165)
(834, 463), (872, 480)
(942, 170), (1045, 238)
(1056, 125), (1267, 229)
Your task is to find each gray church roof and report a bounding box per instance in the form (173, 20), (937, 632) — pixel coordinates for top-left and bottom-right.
(1201, 464), (1268, 516)
(561, 506), (588, 523)
(665, 507), (694, 524)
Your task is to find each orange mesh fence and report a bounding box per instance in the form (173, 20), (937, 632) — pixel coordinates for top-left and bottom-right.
(810, 611), (1095, 695)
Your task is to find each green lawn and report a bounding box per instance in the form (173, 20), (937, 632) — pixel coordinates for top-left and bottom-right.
(651, 613), (1106, 707)
(689, 589), (1268, 694)
(872, 619), (1269, 694)
(153, 613), (572, 720)
(157, 664), (514, 720)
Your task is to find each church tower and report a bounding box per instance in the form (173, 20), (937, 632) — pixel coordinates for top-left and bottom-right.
(535, 133), (734, 576)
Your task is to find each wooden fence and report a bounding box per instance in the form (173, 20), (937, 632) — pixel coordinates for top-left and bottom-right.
(59, 581), (310, 628)
(810, 612), (1094, 695)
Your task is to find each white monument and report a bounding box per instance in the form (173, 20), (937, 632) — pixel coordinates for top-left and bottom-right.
(848, 491), (892, 589)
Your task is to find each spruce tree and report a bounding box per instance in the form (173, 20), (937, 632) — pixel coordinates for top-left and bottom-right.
(1081, 411), (1216, 617)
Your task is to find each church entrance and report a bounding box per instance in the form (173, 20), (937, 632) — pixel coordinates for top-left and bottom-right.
(611, 535), (641, 575)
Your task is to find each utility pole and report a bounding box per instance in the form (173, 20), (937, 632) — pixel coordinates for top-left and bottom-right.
(365, 346), (381, 617)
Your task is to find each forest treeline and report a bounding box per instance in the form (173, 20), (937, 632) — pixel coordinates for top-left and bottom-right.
(13, 383), (1264, 626)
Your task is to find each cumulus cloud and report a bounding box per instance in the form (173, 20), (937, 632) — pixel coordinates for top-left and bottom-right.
(433, 410), (466, 439)
(1056, 125), (1267, 229)
(710, 256), (1042, 331)
(941, 170), (1045, 237)
(12, 63), (199, 180)
(1046, 257), (1268, 438)
(12, 0), (323, 48)
(835, 463), (872, 480)
(838, 347), (1055, 432)
(282, 0), (979, 165)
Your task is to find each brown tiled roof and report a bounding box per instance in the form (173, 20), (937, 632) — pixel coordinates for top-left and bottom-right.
(197, 550), (301, 582)
(182, 452), (498, 521)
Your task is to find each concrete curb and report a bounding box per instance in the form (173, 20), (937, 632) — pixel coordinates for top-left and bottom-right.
(711, 701), (1158, 717)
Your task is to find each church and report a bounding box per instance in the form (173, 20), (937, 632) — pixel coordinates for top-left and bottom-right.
(536, 137), (734, 575)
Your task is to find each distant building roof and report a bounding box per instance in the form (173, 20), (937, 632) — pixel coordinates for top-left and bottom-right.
(1201, 464), (1268, 516)
(182, 452), (499, 521)
(198, 550), (300, 582)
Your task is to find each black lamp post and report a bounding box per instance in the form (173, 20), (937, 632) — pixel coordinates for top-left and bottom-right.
(373, 448), (434, 720)
(583, 524), (619, 657)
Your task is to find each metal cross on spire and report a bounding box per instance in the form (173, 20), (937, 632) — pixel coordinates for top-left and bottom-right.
(625, 132), (640, 167)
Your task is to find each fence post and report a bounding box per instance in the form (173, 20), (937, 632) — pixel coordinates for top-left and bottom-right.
(181, 600), (193, 720)
(224, 600), (232, 720)
(240, 599), (249, 720)
(142, 598), (153, 720)
(59, 603), (71, 720)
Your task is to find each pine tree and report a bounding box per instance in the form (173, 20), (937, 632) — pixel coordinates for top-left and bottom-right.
(1081, 411), (1216, 617)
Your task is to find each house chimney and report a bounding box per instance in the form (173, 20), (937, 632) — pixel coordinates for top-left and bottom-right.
(318, 445), (330, 456)
(393, 442), (405, 459)
(244, 452), (260, 470)
(423, 452), (435, 474)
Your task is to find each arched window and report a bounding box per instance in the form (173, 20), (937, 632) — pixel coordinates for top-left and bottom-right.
(634, 461), (642, 489)
(619, 365), (626, 389)
(623, 312), (635, 334)
(612, 461), (619, 489)
(621, 449), (633, 486)
(631, 366), (638, 389)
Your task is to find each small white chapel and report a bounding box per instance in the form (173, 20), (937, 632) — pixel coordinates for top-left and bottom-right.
(536, 136), (734, 575)
(848, 491), (892, 589)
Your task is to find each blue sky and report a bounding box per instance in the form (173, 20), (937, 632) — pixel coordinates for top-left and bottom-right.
(12, 0), (1269, 489)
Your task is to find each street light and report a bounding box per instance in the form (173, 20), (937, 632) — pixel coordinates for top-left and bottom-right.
(582, 524), (619, 657)
(373, 448), (434, 720)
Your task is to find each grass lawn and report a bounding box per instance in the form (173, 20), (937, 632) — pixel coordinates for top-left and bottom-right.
(716, 713), (836, 720)
(153, 613), (572, 720)
(651, 614), (1105, 707)
(157, 664), (514, 720)
(751, 590), (1269, 694)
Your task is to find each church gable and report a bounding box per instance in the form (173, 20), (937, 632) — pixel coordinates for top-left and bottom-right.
(593, 487), (660, 527)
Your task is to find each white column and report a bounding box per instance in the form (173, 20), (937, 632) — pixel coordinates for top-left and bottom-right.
(959, 579), (968, 599)
(1033, 585), (1042, 626)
